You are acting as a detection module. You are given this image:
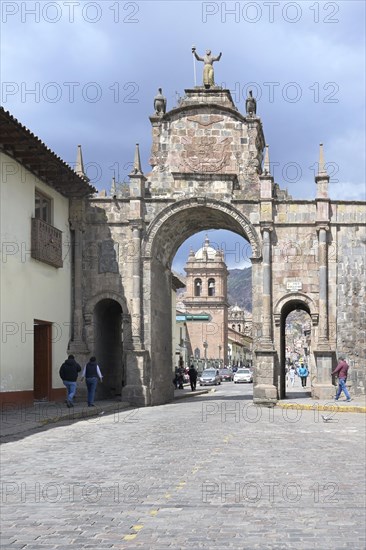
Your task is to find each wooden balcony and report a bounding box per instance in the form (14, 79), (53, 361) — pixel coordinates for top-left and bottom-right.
(31, 218), (63, 268)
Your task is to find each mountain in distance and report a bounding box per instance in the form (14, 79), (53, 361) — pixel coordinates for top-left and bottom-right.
(227, 267), (252, 311)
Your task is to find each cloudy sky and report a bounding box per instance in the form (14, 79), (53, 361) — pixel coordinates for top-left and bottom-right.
(2, 0), (365, 270)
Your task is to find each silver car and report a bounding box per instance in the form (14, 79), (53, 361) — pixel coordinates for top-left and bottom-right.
(199, 369), (221, 386)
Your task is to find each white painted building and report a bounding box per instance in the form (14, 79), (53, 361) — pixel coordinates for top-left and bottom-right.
(0, 108), (95, 405)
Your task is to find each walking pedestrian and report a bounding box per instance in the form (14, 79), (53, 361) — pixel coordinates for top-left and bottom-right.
(81, 356), (103, 407)
(289, 365), (296, 387)
(173, 370), (179, 389)
(59, 354), (81, 408)
(177, 367), (184, 390)
(298, 364), (309, 387)
(188, 364), (198, 391)
(332, 355), (351, 402)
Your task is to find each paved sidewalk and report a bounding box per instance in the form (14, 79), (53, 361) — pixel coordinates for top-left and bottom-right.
(276, 385), (366, 413)
(0, 387), (210, 441)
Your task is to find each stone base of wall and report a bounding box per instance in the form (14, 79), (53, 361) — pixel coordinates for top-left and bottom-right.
(151, 382), (175, 406)
(253, 383), (278, 404)
(311, 383), (335, 400)
(122, 384), (150, 407)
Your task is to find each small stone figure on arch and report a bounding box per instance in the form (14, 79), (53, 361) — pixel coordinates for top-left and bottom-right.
(246, 90), (257, 117)
(154, 88), (167, 116)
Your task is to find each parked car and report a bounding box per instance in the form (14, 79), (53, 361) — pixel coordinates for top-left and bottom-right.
(219, 368), (233, 382)
(234, 368), (253, 383)
(199, 369), (221, 386)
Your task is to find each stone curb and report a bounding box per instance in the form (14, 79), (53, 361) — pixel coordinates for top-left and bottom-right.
(39, 401), (132, 426)
(276, 403), (366, 413)
(173, 388), (212, 400)
(0, 402), (132, 440)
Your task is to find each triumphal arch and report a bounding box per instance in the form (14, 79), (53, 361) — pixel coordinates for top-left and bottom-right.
(69, 57), (366, 407)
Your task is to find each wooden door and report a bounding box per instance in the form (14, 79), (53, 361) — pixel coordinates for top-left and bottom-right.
(34, 321), (52, 400)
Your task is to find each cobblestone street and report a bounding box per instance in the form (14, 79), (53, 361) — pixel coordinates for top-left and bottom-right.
(1, 384), (365, 549)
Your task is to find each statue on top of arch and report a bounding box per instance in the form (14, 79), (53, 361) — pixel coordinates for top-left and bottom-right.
(192, 46), (222, 88)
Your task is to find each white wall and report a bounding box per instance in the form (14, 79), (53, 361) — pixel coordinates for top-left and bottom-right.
(0, 153), (72, 392)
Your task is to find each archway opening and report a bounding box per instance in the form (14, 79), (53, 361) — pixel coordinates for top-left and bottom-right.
(280, 301), (312, 399)
(171, 228), (253, 396)
(144, 200), (260, 405)
(93, 299), (123, 398)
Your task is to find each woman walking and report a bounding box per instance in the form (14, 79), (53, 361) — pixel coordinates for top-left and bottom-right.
(289, 365), (297, 387)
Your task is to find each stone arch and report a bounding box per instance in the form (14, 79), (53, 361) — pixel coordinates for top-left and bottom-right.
(140, 197), (261, 405)
(84, 291), (129, 398)
(273, 292), (318, 399)
(142, 197), (262, 266)
(273, 292), (319, 327)
(84, 291), (128, 318)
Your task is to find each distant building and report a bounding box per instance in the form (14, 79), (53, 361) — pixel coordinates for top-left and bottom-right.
(171, 274), (187, 369)
(181, 236), (228, 368)
(228, 305), (253, 366)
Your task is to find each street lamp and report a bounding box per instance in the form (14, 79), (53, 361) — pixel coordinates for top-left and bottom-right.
(203, 341), (208, 369)
(218, 345), (222, 367)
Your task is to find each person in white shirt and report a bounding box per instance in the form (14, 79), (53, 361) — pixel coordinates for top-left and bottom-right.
(81, 356), (103, 407)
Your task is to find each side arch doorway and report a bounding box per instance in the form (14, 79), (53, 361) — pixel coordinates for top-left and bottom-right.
(93, 299), (124, 398)
(276, 297), (315, 399)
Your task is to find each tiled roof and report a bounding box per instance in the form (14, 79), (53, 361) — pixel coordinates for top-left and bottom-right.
(0, 107), (96, 196)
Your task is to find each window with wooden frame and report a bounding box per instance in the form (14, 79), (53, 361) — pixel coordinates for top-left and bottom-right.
(35, 190), (52, 224)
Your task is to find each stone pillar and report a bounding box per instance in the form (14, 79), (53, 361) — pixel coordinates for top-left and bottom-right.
(312, 225), (334, 399)
(122, 145), (149, 406)
(312, 351), (335, 400)
(253, 226), (277, 405)
(317, 226), (329, 346)
(131, 224), (142, 348)
(68, 199), (89, 356)
(122, 223), (151, 406)
(261, 227), (273, 345)
(312, 145), (334, 399)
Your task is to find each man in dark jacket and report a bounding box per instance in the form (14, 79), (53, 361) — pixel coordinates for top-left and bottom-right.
(59, 355), (81, 407)
(188, 364), (198, 391)
(332, 355), (351, 402)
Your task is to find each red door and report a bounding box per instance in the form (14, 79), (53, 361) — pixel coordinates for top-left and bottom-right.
(34, 321), (52, 400)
